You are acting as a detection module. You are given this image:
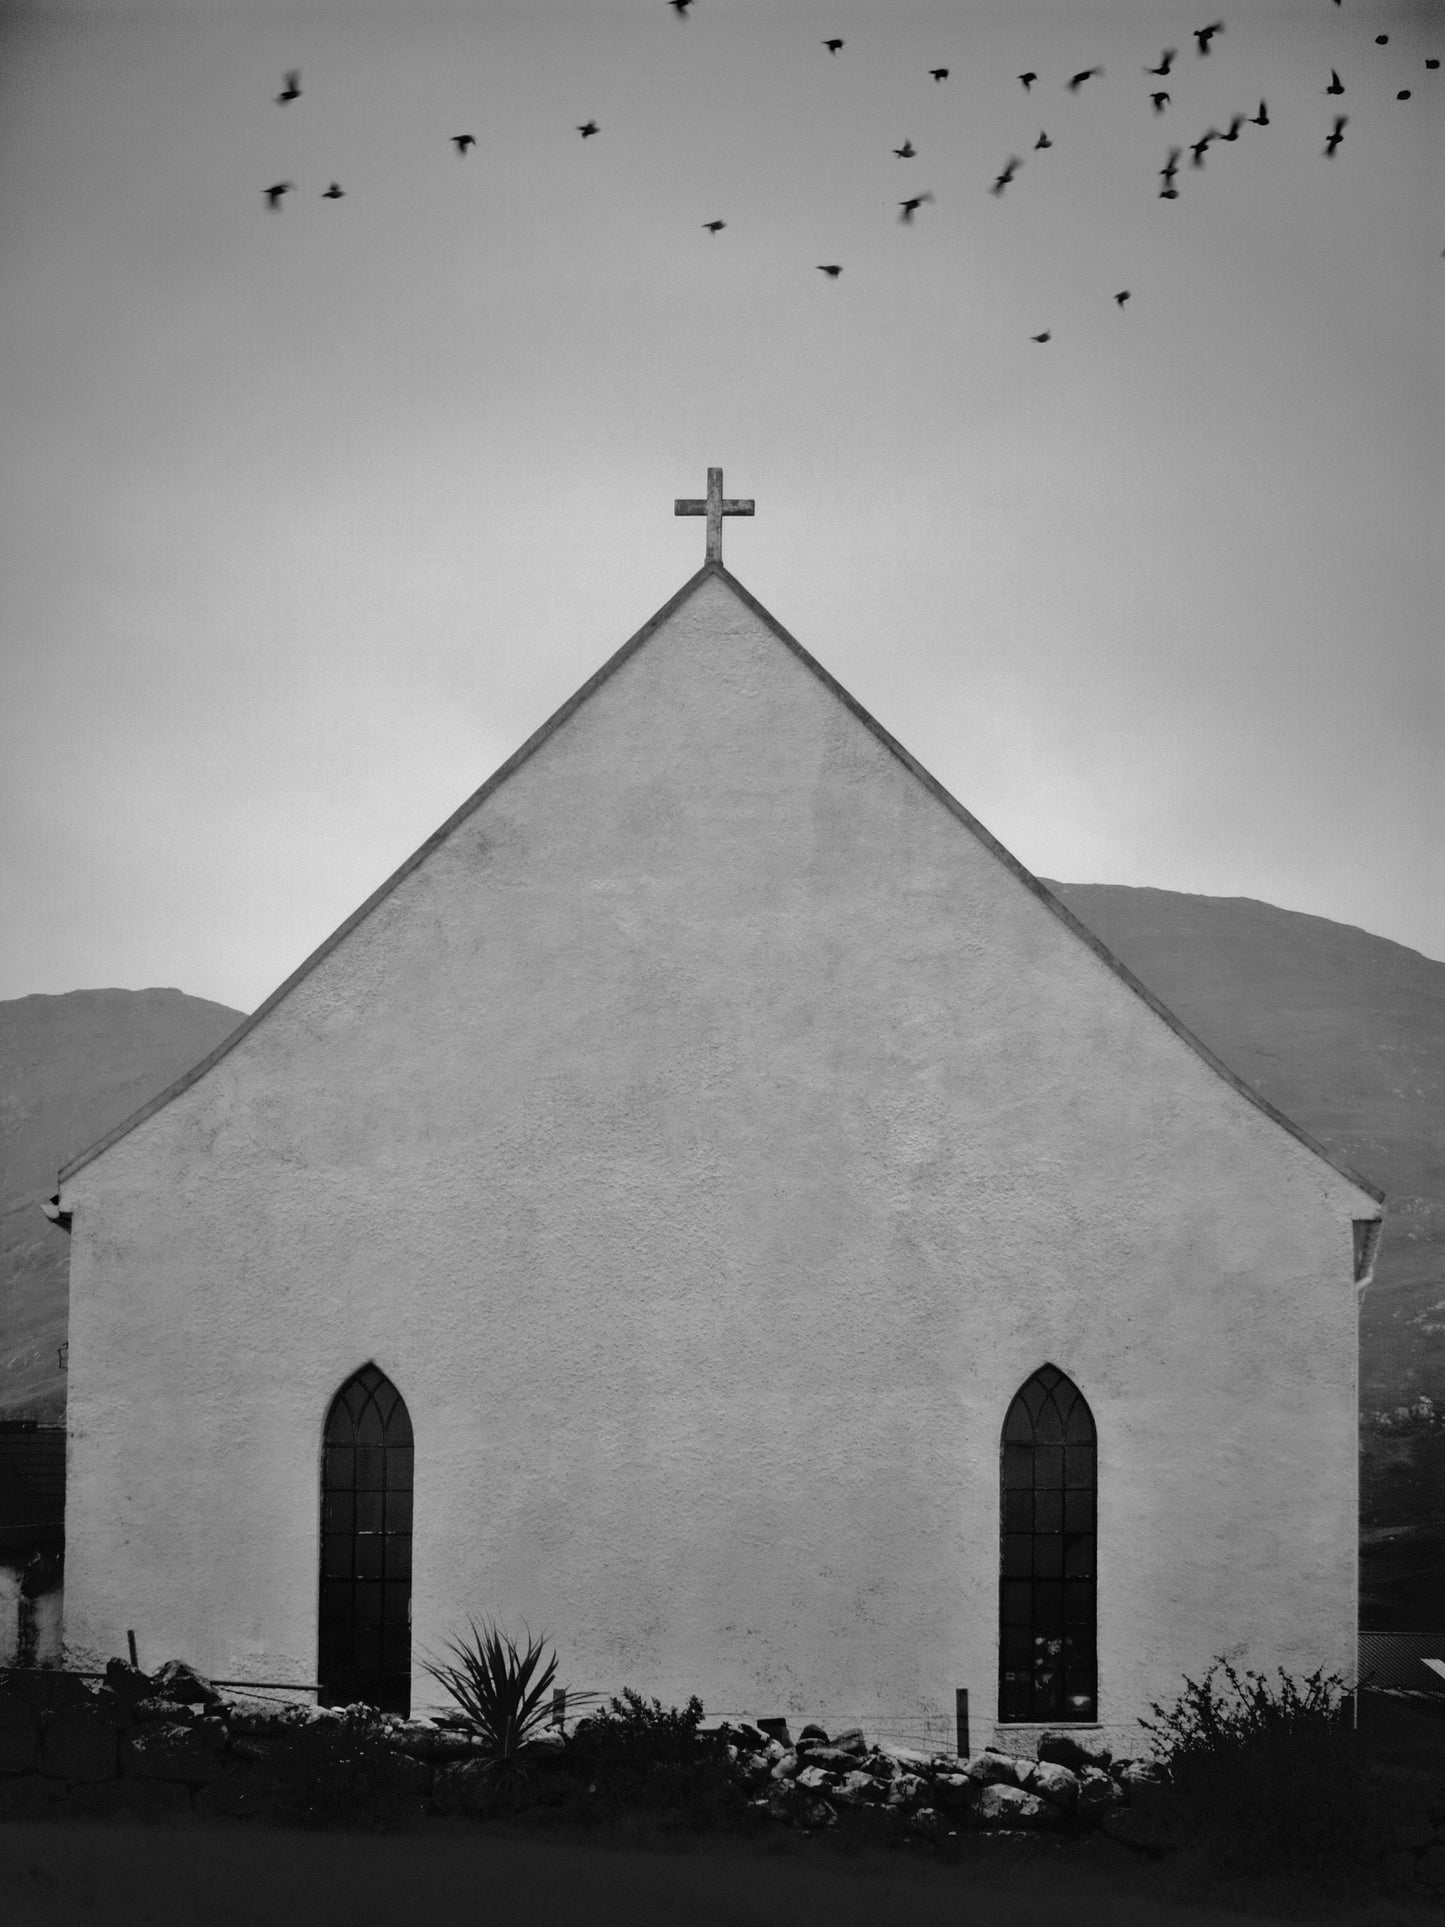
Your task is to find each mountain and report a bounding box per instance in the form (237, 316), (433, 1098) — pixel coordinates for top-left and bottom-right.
(0, 989), (245, 1420)
(1040, 884), (1445, 1630)
(2, 887), (1441, 1623)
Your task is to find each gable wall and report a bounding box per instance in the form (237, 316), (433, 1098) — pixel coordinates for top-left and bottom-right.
(60, 575), (1375, 1748)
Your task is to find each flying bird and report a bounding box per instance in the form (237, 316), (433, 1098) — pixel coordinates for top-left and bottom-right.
(1031, 330), (1051, 342)
(1034, 130), (1052, 149)
(1161, 146), (1182, 180)
(817, 264), (842, 277)
(322, 182), (345, 199)
(1324, 115), (1347, 155)
(263, 181), (292, 209)
(1326, 70), (1344, 95)
(990, 157), (1022, 194)
(1146, 51), (1176, 77)
(453, 134), (476, 154)
(275, 70), (300, 105)
(1219, 114), (1245, 141)
(1151, 92), (1170, 112)
(671, 0), (692, 15)
(1375, 34), (1388, 44)
(1427, 59), (1440, 70)
(1397, 89), (1411, 99)
(1194, 23), (1223, 55)
(823, 38), (843, 53)
(702, 220), (725, 233)
(893, 139), (916, 157)
(1067, 67), (1103, 90)
(1189, 132), (1214, 165)
(1160, 183), (1179, 199)
(577, 120), (599, 136)
(1251, 101), (1269, 125)
(898, 191), (934, 222)
(1115, 290), (1131, 306)
(1019, 72), (1037, 90)
(929, 67), (949, 81)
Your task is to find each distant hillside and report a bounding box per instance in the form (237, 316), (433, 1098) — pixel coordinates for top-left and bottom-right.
(0, 989), (245, 1419)
(1040, 883), (1445, 1629)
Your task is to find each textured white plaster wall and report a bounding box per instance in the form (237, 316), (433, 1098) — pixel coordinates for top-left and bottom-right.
(60, 572), (1378, 1755)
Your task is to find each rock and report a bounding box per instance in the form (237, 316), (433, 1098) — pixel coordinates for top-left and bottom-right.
(1037, 1730), (1112, 1772)
(964, 1749), (1021, 1788)
(833, 1769), (884, 1805)
(1018, 1758), (1079, 1810)
(799, 1795), (837, 1829)
(770, 1750), (801, 1780)
(226, 1703), (310, 1736)
(932, 1772), (980, 1814)
(830, 1727), (868, 1755)
(0, 1694), (39, 1773)
(974, 1783), (1056, 1829)
(909, 1805), (942, 1838)
(123, 1718), (228, 1783)
(150, 1661), (222, 1706)
(878, 1741), (935, 1773)
(795, 1764), (834, 1793)
(1076, 1764), (1125, 1819)
(755, 1718), (792, 1747)
(802, 1744), (864, 1770)
(103, 1659), (156, 1707)
(1111, 1756), (1168, 1788)
(796, 1724), (829, 1745)
(39, 1705), (119, 1782)
(886, 1772), (926, 1808)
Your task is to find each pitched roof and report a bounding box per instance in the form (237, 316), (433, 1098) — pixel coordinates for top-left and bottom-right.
(59, 562), (1386, 1205)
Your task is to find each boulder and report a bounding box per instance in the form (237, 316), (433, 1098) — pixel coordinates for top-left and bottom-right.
(769, 1750), (801, 1780)
(39, 1705), (119, 1783)
(123, 1718), (228, 1783)
(1076, 1764), (1125, 1819)
(1111, 1756), (1168, 1788)
(150, 1660), (222, 1706)
(932, 1772), (980, 1815)
(909, 1805), (942, 1838)
(802, 1744), (866, 1771)
(797, 1724), (830, 1745)
(798, 1795), (837, 1829)
(886, 1772), (926, 1808)
(755, 1718), (792, 1747)
(974, 1783), (1056, 1829)
(964, 1749), (1021, 1788)
(1018, 1758), (1079, 1811)
(878, 1741), (935, 1774)
(829, 1727), (868, 1755)
(0, 1693), (39, 1773)
(795, 1764), (834, 1793)
(102, 1659), (156, 1707)
(832, 1769), (883, 1805)
(1037, 1729), (1112, 1773)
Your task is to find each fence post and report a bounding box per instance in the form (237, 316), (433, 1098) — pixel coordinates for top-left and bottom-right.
(955, 1688), (969, 1759)
(126, 1629), (138, 1669)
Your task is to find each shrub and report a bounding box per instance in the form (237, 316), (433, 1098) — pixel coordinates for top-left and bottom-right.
(1137, 1657), (1391, 1881)
(265, 1709), (422, 1832)
(566, 1689), (744, 1831)
(421, 1619), (599, 1816)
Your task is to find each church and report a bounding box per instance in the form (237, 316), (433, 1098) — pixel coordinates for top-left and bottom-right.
(55, 474), (1383, 1758)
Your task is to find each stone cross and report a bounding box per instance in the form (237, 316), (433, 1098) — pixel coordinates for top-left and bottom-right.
(674, 467), (754, 563)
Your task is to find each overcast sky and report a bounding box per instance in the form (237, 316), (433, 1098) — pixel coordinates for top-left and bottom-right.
(1, 0), (1440, 1014)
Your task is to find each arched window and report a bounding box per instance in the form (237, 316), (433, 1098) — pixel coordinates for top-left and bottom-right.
(999, 1363), (1096, 1723)
(318, 1364), (413, 1715)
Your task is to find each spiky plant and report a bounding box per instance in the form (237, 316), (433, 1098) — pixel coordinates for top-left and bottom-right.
(421, 1619), (599, 1813)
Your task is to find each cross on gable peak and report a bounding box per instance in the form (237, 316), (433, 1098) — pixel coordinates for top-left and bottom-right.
(674, 466), (754, 564)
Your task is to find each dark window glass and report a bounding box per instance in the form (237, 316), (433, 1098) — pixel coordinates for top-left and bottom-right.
(318, 1365), (413, 1715)
(998, 1365), (1097, 1723)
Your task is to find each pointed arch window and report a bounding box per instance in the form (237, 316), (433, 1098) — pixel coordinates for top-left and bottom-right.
(318, 1364), (413, 1715)
(999, 1363), (1096, 1722)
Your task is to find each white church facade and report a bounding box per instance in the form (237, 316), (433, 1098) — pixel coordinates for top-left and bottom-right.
(56, 488), (1383, 1756)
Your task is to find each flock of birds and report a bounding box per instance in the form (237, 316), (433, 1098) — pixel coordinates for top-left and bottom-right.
(261, 15), (1440, 339)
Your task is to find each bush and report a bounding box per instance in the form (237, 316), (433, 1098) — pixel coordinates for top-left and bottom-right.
(1137, 1657), (1391, 1880)
(566, 1690), (745, 1831)
(264, 1710), (423, 1832)
(421, 1618), (600, 1816)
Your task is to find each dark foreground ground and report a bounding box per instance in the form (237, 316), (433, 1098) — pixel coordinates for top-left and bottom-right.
(0, 1814), (1439, 1927)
